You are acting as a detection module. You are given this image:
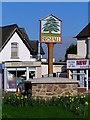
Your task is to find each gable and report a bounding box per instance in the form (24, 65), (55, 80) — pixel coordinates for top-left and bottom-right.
(75, 23), (90, 38)
(0, 31), (31, 61)
(0, 25), (33, 53)
(0, 24), (45, 55)
(1, 31), (31, 53)
(0, 24), (18, 48)
(40, 14), (62, 22)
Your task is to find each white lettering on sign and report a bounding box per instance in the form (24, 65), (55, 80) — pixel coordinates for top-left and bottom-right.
(41, 36), (61, 43)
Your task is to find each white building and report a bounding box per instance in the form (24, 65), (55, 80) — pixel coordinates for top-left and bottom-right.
(41, 61), (66, 78)
(0, 24), (66, 91)
(0, 24), (45, 91)
(67, 23), (90, 91)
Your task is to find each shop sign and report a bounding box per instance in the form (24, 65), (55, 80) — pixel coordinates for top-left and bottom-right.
(40, 14), (62, 43)
(76, 60), (88, 68)
(67, 60), (89, 69)
(5, 62), (41, 67)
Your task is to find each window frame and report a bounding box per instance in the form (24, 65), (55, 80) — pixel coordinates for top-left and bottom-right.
(11, 42), (19, 59)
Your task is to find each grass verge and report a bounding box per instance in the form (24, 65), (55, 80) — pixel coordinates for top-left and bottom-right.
(2, 105), (87, 118)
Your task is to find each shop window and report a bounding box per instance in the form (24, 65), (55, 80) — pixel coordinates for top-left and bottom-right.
(29, 71), (35, 79)
(11, 42), (18, 58)
(7, 68), (26, 89)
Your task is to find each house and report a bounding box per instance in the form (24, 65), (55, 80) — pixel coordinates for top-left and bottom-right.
(0, 24), (45, 91)
(67, 23), (90, 91)
(41, 61), (66, 78)
(0, 24), (67, 92)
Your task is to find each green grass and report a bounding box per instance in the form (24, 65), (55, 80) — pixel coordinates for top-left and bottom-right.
(2, 105), (87, 118)
(42, 33), (61, 37)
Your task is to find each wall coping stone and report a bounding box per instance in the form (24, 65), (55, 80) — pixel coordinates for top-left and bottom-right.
(27, 77), (79, 84)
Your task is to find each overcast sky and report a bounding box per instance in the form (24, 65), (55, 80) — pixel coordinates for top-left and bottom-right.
(2, 2), (88, 61)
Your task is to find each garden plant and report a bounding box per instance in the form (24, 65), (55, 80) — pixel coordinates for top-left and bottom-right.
(2, 91), (89, 118)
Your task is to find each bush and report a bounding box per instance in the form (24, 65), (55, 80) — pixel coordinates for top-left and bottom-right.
(59, 94), (88, 116)
(2, 92), (88, 117)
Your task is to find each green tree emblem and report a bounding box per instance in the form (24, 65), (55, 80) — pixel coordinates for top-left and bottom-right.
(42, 16), (60, 34)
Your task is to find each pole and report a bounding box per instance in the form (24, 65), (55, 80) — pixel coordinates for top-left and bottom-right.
(47, 43), (54, 77)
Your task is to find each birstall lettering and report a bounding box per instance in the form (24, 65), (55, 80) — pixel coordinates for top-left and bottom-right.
(41, 36), (61, 43)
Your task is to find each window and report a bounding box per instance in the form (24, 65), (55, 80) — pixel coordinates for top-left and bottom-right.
(11, 42), (18, 58)
(29, 71), (35, 79)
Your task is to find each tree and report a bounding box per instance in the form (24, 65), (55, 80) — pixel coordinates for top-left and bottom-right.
(64, 43), (77, 61)
(42, 17), (60, 34)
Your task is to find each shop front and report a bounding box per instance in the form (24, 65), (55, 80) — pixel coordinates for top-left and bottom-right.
(67, 59), (90, 91)
(4, 61), (41, 91)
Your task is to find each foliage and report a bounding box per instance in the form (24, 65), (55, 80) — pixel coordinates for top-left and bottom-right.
(42, 16), (60, 34)
(64, 43), (77, 61)
(2, 92), (88, 117)
(59, 94), (88, 116)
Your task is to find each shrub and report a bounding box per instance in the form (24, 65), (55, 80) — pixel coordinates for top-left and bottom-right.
(59, 94), (88, 116)
(2, 92), (88, 116)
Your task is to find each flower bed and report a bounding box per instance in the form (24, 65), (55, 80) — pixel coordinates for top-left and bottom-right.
(2, 91), (88, 117)
(59, 94), (88, 116)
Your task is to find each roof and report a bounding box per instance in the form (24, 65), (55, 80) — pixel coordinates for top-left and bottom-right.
(0, 24), (17, 48)
(0, 24), (45, 55)
(40, 14), (62, 22)
(75, 23), (90, 38)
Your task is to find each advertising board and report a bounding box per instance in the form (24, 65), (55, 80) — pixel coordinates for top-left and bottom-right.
(67, 60), (89, 69)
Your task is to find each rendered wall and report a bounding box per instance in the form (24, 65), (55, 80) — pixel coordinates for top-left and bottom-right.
(0, 32), (31, 62)
(77, 40), (87, 58)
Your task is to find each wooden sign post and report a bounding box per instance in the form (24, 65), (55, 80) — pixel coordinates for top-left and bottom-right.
(40, 14), (62, 77)
(47, 43), (54, 76)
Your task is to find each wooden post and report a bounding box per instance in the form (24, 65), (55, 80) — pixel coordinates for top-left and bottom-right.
(47, 43), (54, 76)
(67, 70), (69, 78)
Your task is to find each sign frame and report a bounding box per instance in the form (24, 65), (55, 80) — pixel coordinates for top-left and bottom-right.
(40, 14), (62, 44)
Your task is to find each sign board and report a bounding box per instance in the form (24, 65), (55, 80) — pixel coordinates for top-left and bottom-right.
(5, 62), (41, 67)
(40, 14), (62, 43)
(67, 60), (89, 69)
